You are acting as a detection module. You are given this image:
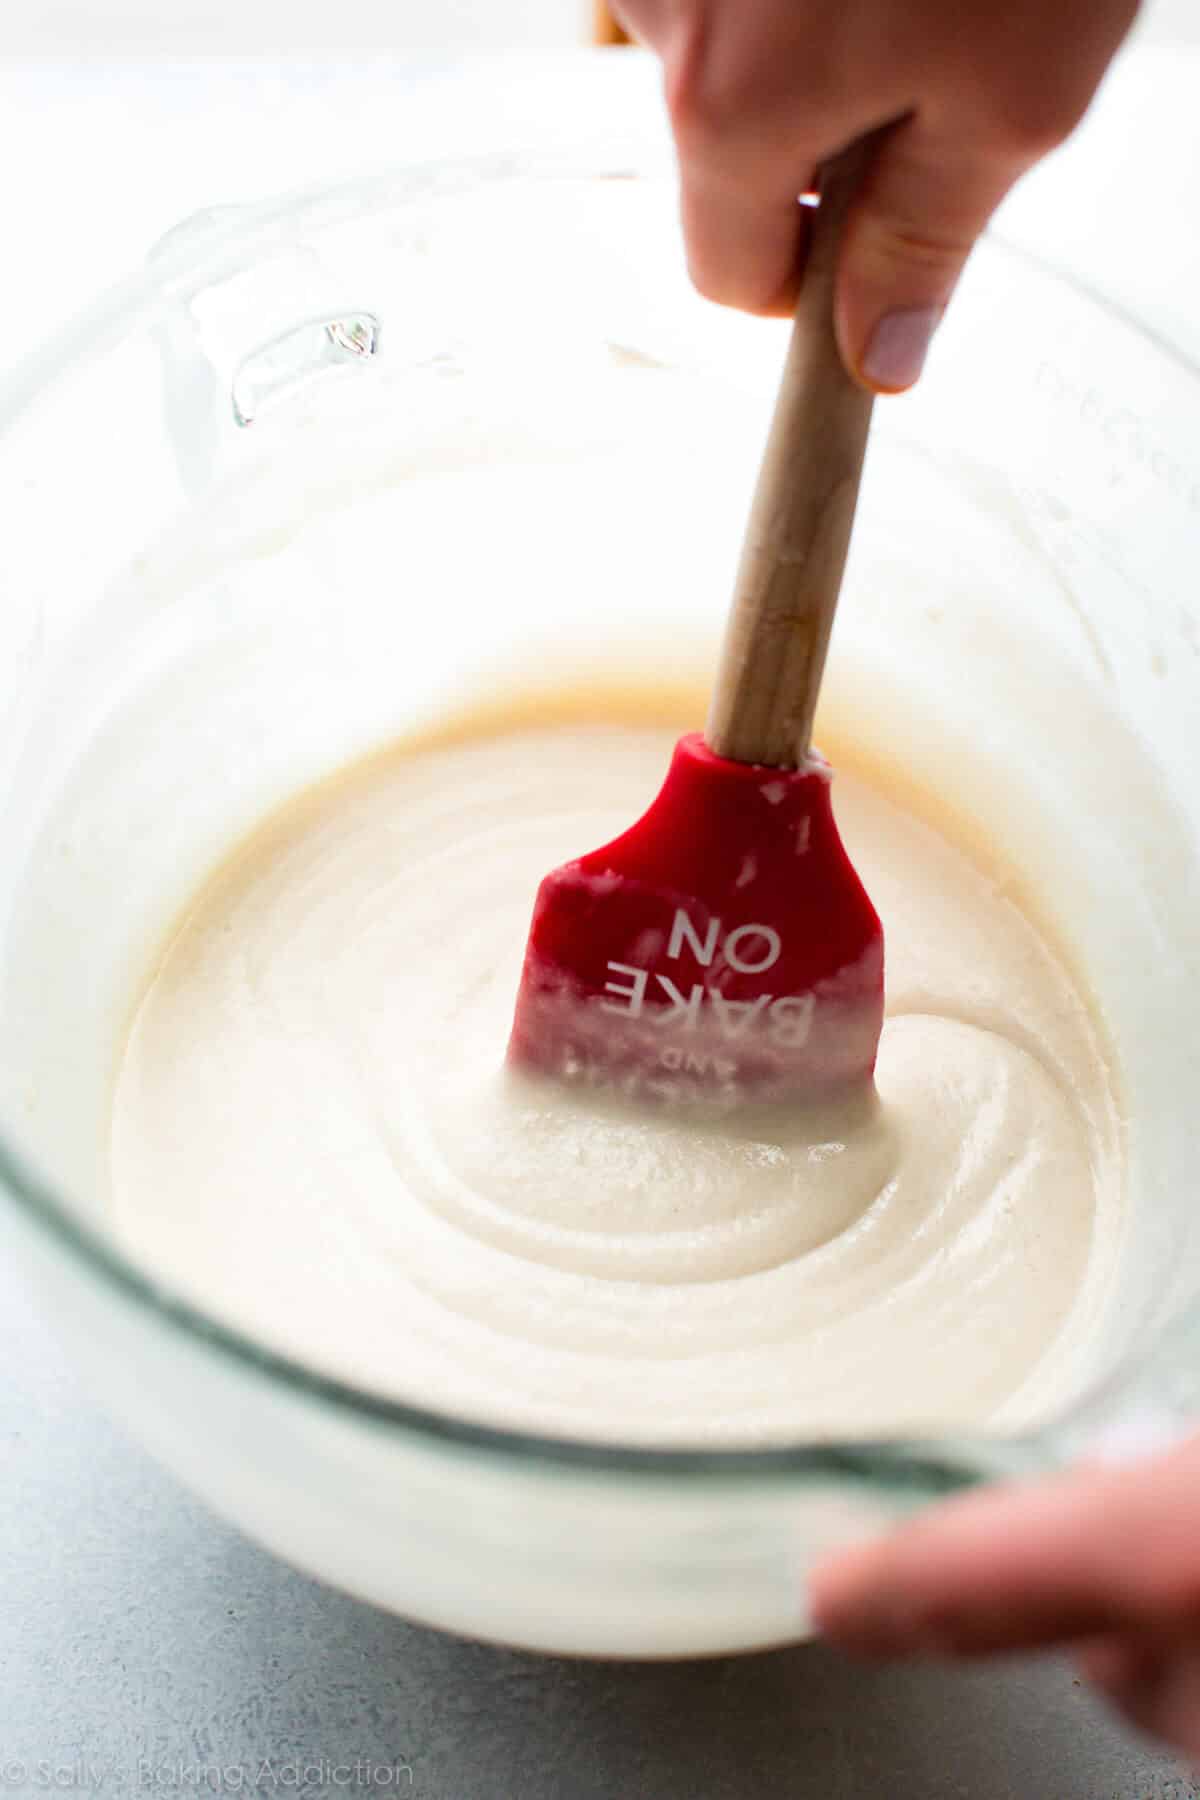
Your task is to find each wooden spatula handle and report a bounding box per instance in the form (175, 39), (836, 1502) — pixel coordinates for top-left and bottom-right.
(705, 150), (874, 770)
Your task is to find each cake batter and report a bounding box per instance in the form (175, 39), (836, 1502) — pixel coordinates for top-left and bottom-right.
(109, 714), (1122, 1446)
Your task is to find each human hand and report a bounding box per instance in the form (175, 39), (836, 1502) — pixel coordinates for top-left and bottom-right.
(811, 1434), (1200, 1759)
(613, 0), (1138, 390)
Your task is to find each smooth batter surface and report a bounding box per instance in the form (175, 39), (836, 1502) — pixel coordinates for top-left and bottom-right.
(109, 719), (1123, 1445)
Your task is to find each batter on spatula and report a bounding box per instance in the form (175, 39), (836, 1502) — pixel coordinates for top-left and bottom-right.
(109, 702), (1123, 1448)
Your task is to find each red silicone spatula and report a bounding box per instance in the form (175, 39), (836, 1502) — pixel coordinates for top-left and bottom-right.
(509, 154), (883, 1110)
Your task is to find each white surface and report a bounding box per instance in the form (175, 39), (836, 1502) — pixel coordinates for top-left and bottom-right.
(1, 22), (1200, 1796)
(0, 0), (1191, 53)
(1, 0), (591, 54)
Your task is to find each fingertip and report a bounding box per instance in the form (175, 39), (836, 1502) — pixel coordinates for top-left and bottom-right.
(834, 247), (950, 393)
(855, 304), (944, 394)
(808, 1542), (878, 1630)
(807, 1541), (921, 1657)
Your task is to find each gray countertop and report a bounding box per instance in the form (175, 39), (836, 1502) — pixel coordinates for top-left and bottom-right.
(3, 1269), (1195, 1800)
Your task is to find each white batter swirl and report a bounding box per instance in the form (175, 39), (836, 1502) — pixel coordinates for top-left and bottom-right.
(109, 719), (1122, 1445)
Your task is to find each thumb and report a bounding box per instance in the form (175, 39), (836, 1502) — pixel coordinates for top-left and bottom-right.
(835, 125), (1025, 393)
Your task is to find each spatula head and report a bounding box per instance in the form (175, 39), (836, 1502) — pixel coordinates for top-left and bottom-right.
(509, 732), (883, 1109)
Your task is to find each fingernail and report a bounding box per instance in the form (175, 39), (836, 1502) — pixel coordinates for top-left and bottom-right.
(862, 305), (942, 392)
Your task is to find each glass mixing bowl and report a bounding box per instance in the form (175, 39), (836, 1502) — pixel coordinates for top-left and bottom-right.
(1, 156), (1199, 1658)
